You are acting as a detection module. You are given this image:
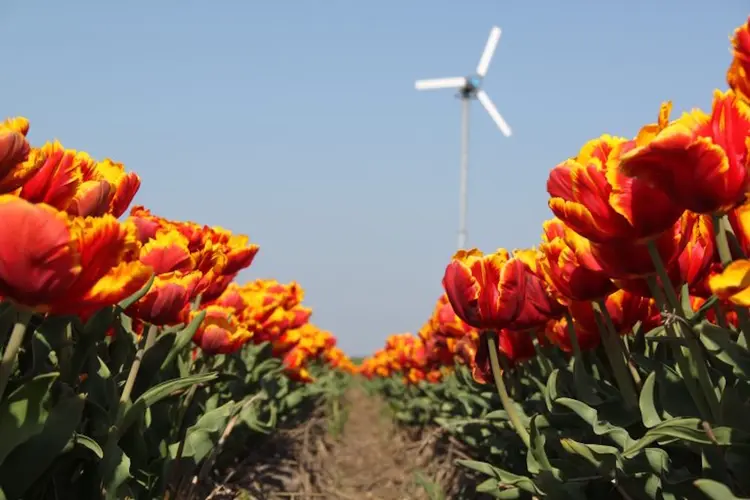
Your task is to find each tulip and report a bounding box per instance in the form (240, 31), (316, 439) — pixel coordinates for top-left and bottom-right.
(0, 117), (45, 194)
(127, 271), (202, 325)
(191, 305), (253, 355)
(708, 260), (750, 307)
(538, 218), (615, 302)
(429, 294), (476, 338)
(442, 248), (562, 332)
(547, 134), (684, 243)
(0, 195), (151, 313)
(545, 316), (600, 353)
(67, 158), (141, 217)
(728, 17), (750, 104)
(619, 91), (750, 215)
(569, 290), (657, 339)
(17, 142), (87, 210)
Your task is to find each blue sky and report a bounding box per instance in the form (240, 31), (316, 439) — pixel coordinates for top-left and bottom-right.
(2, 1), (746, 355)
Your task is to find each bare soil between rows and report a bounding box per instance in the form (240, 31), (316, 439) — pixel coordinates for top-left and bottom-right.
(189, 383), (476, 500)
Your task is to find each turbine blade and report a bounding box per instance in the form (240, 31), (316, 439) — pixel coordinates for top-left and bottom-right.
(476, 26), (502, 77)
(415, 77), (467, 91)
(477, 90), (512, 137)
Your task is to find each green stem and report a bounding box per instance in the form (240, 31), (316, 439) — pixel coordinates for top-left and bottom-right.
(645, 244), (721, 423)
(192, 293), (203, 311)
(532, 338), (550, 377)
(619, 335), (643, 389)
(485, 331), (530, 448)
(0, 309), (32, 401)
(646, 276), (710, 419)
(119, 324), (158, 406)
(713, 214), (734, 266)
(564, 311), (585, 365)
(592, 300), (639, 409)
(646, 241), (681, 309)
(713, 214), (750, 346)
(59, 322), (74, 384)
(165, 359), (210, 494)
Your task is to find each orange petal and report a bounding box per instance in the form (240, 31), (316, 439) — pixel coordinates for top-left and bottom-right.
(0, 195), (79, 309)
(19, 142), (83, 210)
(139, 229), (194, 274)
(68, 180), (112, 217)
(66, 260), (153, 313)
(708, 259), (750, 305)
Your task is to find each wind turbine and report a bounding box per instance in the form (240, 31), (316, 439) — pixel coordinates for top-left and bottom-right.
(415, 26), (512, 250)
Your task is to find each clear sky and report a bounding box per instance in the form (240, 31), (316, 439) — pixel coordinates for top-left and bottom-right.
(2, 1), (746, 355)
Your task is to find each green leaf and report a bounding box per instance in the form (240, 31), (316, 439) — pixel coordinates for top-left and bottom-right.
(679, 282), (695, 318)
(476, 478), (522, 498)
(84, 306), (116, 337)
(555, 397), (634, 450)
(117, 274), (155, 310)
(63, 433), (104, 458)
(67, 310), (110, 379)
(251, 357), (282, 382)
(655, 361), (702, 420)
(544, 369), (561, 410)
(242, 398), (276, 434)
(30, 331), (54, 376)
(100, 437), (132, 500)
(697, 321), (750, 378)
(623, 417), (749, 459)
(456, 460), (542, 495)
(0, 393), (85, 498)
(693, 479), (749, 500)
(571, 357), (604, 406)
(131, 331), (177, 398)
(283, 389), (306, 409)
(0, 372), (58, 467)
(160, 310), (205, 370)
(560, 438), (619, 476)
(118, 372), (218, 436)
(527, 415), (557, 476)
(172, 401), (236, 462)
(640, 371), (662, 428)
(83, 356), (118, 428)
(485, 410), (509, 421)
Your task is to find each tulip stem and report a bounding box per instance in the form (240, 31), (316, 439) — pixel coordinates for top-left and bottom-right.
(713, 214), (750, 346)
(166, 360), (209, 495)
(192, 294), (203, 311)
(646, 243), (721, 423)
(646, 276), (712, 419)
(119, 324), (158, 405)
(563, 311), (584, 366)
(592, 300), (639, 409)
(0, 309), (32, 402)
(485, 331), (530, 449)
(713, 214), (735, 266)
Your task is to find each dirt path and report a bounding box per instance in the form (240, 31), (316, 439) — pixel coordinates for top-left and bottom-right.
(197, 383), (469, 499)
(318, 384), (458, 500)
(323, 384), (419, 499)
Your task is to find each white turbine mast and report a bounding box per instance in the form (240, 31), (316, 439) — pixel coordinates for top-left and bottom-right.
(415, 26), (512, 250)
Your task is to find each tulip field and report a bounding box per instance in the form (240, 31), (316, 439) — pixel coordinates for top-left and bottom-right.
(0, 92), (360, 495)
(358, 15), (750, 500)
(1, 12), (750, 500)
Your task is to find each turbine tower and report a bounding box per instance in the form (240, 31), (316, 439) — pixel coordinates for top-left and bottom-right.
(415, 26), (512, 250)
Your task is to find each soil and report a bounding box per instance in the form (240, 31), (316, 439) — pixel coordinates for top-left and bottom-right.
(189, 382), (476, 500)
(317, 384), (456, 499)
